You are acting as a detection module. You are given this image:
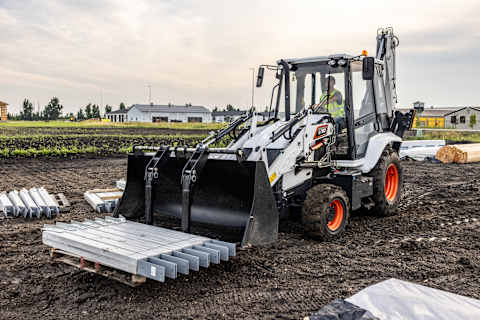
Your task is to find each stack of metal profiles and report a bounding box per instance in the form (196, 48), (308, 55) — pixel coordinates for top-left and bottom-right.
(42, 216), (236, 283)
(0, 187), (60, 218)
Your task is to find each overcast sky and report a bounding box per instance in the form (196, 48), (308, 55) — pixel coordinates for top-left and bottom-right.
(1, 0), (479, 114)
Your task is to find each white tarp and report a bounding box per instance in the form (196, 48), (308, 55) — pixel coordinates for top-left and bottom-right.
(400, 140), (446, 150)
(399, 140), (445, 161)
(399, 146), (442, 161)
(346, 278), (480, 320)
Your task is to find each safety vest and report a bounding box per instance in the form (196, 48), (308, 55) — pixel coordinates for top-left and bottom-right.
(320, 89), (344, 117)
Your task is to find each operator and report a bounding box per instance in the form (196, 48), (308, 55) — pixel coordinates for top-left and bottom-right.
(314, 76), (345, 133)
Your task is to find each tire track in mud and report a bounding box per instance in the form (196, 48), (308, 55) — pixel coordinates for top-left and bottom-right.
(1, 158), (480, 320)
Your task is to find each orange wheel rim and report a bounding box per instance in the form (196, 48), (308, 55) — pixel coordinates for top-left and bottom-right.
(385, 164), (399, 201)
(327, 199), (344, 231)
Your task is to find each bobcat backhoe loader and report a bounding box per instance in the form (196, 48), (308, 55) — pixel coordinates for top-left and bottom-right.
(115, 27), (415, 247)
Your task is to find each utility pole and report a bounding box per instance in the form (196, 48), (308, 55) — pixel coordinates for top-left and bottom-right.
(249, 68), (255, 108)
(147, 84), (152, 104)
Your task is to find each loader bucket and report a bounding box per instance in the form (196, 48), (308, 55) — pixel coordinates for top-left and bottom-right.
(115, 153), (279, 247)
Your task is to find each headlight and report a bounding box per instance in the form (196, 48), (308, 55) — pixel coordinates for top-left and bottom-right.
(338, 59), (346, 66)
(328, 59), (337, 67)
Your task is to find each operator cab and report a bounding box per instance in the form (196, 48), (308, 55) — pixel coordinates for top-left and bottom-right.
(258, 53), (395, 161)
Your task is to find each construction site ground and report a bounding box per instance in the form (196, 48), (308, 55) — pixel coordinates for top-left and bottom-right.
(1, 156), (479, 319)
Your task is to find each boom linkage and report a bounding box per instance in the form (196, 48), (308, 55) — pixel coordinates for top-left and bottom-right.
(202, 110), (254, 146)
(270, 108), (310, 142)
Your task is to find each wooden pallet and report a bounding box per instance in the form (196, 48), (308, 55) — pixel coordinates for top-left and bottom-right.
(50, 248), (147, 287)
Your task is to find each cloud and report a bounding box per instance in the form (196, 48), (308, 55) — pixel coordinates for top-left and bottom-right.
(0, 0), (480, 114)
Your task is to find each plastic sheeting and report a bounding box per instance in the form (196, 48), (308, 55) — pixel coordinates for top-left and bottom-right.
(400, 140), (446, 150)
(399, 146), (442, 161)
(305, 299), (379, 320)
(399, 140), (445, 161)
(346, 278), (480, 320)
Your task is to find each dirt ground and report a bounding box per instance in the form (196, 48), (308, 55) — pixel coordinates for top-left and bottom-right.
(1, 157), (479, 319)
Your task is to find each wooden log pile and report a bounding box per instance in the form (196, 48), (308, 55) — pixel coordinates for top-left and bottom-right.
(435, 144), (480, 164)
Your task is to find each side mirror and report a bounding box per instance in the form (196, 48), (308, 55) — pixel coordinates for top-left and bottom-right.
(256, 67), (265, 87)
(362, 57), (375, 80)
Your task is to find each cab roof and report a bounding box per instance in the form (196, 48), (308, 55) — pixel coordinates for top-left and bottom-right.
(280, 54), (354, 65)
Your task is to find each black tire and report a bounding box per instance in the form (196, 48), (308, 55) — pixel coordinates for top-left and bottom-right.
(302, 184), (350, 240)
(367, 147), (403, 216)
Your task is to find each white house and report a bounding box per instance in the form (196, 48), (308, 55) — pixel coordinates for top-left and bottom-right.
(107, 109), (128, 122)
(107, 104), (212, 123)
(444, 107), (480, 130)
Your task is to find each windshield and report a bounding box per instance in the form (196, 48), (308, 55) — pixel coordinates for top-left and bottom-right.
(351, 61), (375, 119)
(290, 63), (346, 115)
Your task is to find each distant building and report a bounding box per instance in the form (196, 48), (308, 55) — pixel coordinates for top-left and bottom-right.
(412, 101), (425, 113)
(397, 105), (480, 129)
(107, 109), (128, 123)
(397, 106), (452, 129)
(444, 107), (480, 130)
(106, 104), (211, 123)
(0, 101), (8, 121)
(413, 107), (452, 129)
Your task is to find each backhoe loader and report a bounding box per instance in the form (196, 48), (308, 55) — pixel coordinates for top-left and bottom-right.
(115, 27), (415, 247)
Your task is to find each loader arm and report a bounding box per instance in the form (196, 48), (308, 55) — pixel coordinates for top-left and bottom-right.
(202, 110), (253, 146)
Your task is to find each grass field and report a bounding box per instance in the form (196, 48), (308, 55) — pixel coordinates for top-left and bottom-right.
(4, 120), (479, 159)
(0, 134), (207, 158)
(0, 120), (223, 130)
(406, 130), (480, 142)
(0, 121), (235, 158)
(0, 121), (229, 158)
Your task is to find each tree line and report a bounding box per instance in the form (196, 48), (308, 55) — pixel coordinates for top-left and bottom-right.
(212, 104), (271, 113)
(212, 104), (241, 112)
(9, 98), (127, 121)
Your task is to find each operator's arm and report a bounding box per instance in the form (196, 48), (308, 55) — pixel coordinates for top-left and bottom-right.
(313, 93), (338, 113)
(334, 91), (343, 105)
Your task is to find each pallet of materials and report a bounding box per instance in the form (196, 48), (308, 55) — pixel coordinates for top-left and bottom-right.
(435, 143), (480, 164)
(84, 189), (123, 213)
(42, 216), (236, 285)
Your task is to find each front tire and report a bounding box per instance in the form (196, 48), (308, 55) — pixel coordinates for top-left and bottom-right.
(302, 184), (350, 240)
(368, 147), (403, 216)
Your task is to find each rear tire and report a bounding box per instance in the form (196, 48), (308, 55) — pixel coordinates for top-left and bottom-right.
(368, 147), (403, 216)
(302, 184), (350, 240)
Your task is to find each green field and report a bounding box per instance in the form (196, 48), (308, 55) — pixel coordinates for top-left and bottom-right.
(6, 121), (479, 159)
(0, 134), (208, 158)
(405, 130), (480, 142)
(0, 119), (239, 158)
(0, 120), (223, 130)
(0, 120), (227, 158)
